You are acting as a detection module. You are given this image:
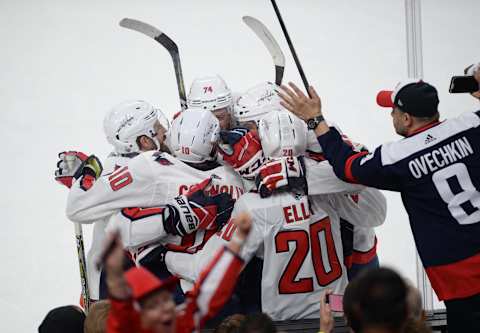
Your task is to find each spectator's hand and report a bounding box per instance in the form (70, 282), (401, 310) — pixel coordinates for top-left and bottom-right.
(278, 82), (322, 121)
(465, 63), (480, 100)
(103, 232), (124, 275)
(102, 231), (131, 299)
(227, 212), (252, 254)
(233, 212), (252, 241)
(320, 289), (334, 333)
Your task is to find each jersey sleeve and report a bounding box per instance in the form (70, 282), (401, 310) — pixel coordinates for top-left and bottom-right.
(304, 157), (365, 195)
(165, 251), (199, 283)
(232, 195), (266, 262)
(66, 154), (156, 223)
(107, 207), (168, 249)
(316, 127), (403, 191)
(326, 187), (387, 228)
(165, 194), (265, 282)
(176, 246), (244, 333)
(164, 231), (229, 283)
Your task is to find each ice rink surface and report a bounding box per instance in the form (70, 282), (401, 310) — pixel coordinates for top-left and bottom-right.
(0, 0), (479, 331)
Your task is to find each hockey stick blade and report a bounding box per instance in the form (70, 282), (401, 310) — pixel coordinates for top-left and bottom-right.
(243, 16), (285, 85)
(120, 18), (187, 111)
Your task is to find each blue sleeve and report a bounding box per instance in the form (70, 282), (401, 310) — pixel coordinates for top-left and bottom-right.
(317, 127), (402, 191)
(348, 255), (380, 281)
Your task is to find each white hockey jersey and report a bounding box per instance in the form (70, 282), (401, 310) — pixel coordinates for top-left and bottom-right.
(67, 151), (245, 224)
(303, 157), (364, 195)
(166, 187), (386, 320)
(104, 163), (246, 263)
(305, 158), (383, 264)
(85, 153), (131, 300)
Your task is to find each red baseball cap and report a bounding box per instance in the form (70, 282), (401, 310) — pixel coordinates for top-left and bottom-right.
(376, 79), (420, 108)
(376, 79), (439, 117)
(125, 267), (179, 302)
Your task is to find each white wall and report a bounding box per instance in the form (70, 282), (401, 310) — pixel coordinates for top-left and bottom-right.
(0, 0), (478, 331)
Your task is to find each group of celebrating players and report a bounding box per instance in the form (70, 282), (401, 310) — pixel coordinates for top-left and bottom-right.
(54, 75), (387, 322)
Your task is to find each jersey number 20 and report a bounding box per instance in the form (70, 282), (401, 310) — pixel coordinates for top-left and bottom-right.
(275, 217), (342, 294)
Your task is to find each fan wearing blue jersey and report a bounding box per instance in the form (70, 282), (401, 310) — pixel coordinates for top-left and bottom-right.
(279, 79), (480, 333)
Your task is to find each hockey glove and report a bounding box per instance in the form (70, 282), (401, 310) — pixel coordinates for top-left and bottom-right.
(55, 151), (89, 188)
(255, 156), (307, 198)
(217, 127), (265, 180)
(162, 181), (235, 236)
(55, 151), (103, 189)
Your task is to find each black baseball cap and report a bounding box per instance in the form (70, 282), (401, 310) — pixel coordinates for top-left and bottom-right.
(376, 79), (439, 117)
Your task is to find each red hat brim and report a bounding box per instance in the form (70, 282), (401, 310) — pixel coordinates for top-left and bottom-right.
(125, 267), (179, 301)
(376, 90), (394, 108)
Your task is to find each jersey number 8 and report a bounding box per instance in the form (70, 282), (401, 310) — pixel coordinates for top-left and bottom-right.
(432, 163), (480, 225)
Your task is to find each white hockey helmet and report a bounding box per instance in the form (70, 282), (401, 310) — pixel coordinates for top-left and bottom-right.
(103, 100), (170, 155)
(234, 81), (282, 125)
(166, 108), (220, 164)
(258, 109), (308, 159)
(187, 75), (233, 111)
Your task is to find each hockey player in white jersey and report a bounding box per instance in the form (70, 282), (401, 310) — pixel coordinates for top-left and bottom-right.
(165, 109), (386, 320)
(105, 109), (248, 264)
(187, 75), (234, 130)
(54, 100), (170, 300)
(233, 81), (383, 279)
(64, 108), (243, 227)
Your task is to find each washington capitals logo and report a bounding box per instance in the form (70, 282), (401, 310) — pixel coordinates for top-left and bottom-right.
(153, 151), (173, 166)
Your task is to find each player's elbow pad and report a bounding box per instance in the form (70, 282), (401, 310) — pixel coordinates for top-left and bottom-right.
(66, 201), (95, 224)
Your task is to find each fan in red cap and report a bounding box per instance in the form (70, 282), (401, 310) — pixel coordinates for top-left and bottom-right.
(104, 213), (252, 333)
(125, 268), (179, 304)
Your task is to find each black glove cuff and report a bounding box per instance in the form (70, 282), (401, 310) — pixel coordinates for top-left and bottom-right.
(162, 205), (187, 236)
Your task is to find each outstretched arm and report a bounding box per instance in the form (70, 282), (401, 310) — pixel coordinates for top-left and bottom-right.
(279, 82), (402, 191)
(177, 213), (252, 332)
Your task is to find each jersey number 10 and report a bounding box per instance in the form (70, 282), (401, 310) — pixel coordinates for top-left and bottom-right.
(109, 166), (133, 191)
(275, 217), (342, 294)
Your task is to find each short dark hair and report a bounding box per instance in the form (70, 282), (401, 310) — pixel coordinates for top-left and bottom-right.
(214, 314), (246, 333)
(343, 268), (408, 332)
(38, 305), (85, 333)
(239, 313), (277, 333)
(84, 300), (110, 333)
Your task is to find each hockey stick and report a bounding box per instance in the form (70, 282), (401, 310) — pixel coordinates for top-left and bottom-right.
(119, 18), (187, 111)
(242, 16), (285, 86)
(270, 0), (311, 97)
(74, 223), (91, 313)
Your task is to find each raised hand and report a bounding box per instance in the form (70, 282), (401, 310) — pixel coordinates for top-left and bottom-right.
(278, 82), (322, 121)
